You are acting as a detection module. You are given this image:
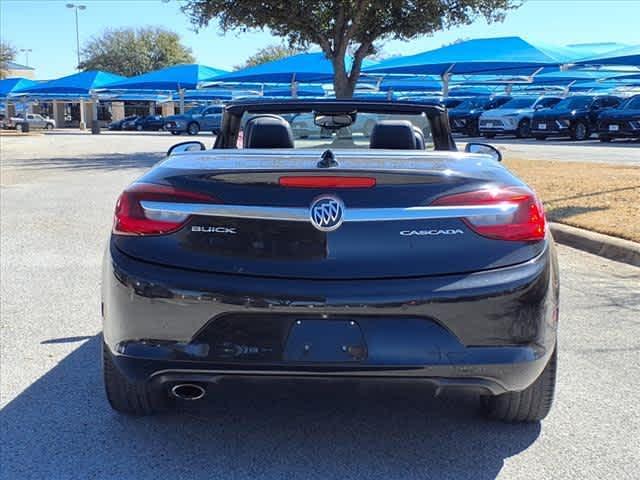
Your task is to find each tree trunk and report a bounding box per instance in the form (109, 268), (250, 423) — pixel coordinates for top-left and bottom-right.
(331, 53), (355, 99)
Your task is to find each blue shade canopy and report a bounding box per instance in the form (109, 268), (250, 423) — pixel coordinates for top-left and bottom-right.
(101, 64), (227, 91)
(364, 37), (591, 76)
(13, 70), (126, 95)
(0, 78), (38, 97)
(530, 69), (633, 85)
(263, 85), (326, 97)
(212, 52), (374, 83)
(377, 76), (441, 92)
(575, 45), (640, 67)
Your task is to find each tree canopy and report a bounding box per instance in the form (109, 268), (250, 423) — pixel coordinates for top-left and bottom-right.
(235, 44), (306, 70)
(0, 41), (17, 79)
(182, 0), (521, 97)
(78, 27), (195, 77)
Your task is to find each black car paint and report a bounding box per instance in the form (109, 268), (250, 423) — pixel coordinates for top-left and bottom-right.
(596, 95), (640, 140)
(108, 115), (137, 131)
(115, 167), (543, 279)
(449, 96), (512, 136)
(127, 115), (165, 131)
(104, 238), (558, 394)
(531, 95), (622, 139)
(102, 99), (559, 400)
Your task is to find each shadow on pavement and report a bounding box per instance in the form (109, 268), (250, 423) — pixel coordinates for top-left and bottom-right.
(546, 205), (609, 221)
(4, 153), (165, 172)
(1, 335), (541, 480)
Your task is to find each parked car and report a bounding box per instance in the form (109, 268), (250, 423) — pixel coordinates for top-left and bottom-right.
(596, 94), (640, 142)
(124, 115), (165, 131)
(4, 113), (55, 131)
(108, 115), (139, 131)
(479, 96), (563, 138)
(164, 105), (224, 135)
(531, 95), (622, 141)
(449, 96), (512, 137)
(102, 99), (559, 423)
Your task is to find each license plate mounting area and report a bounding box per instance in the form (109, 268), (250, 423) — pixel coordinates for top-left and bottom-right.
(283, 320), (367, 362)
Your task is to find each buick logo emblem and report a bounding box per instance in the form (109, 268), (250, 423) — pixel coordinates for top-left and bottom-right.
(310, 196), (345, 232)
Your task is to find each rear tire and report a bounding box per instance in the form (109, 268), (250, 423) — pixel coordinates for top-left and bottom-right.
(482, 346), (557, 423)
(103, 343), (169, 415)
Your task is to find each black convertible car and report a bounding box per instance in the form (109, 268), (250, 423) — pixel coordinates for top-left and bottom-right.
(449, 96), (512, 136)
(596, 94), (640, 142)
(531, 95), (622, 140)
(102, 99), (559, 422)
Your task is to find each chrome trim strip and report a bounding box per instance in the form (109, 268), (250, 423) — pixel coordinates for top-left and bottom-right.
(141, 201), (517, 223)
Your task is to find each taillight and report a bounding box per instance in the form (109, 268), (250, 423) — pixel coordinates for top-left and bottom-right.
(431, 186), (546, 241)
(279, 176), (376, 188)
(113, 183), (215, 235)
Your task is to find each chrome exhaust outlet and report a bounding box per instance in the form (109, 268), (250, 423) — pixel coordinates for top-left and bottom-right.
(170, 383), (206, 401)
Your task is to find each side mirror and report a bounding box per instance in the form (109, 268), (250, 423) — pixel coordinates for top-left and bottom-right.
(465, 142), (502, 162)
(534, 104), (546, 111)
(167, 141), (206, 156)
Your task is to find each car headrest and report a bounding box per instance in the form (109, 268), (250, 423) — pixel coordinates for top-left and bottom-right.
(244, 115), (294, 149)
(413, 126), (425, 150)
(369, 120), (417, 149)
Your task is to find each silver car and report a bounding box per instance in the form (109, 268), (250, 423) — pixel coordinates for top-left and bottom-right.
(6, 113), (56, 131)
(479, 96), (562, 138)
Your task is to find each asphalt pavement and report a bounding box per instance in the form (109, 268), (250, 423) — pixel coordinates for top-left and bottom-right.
(457, 135), (640, 165)
(1, 132), (639, 479)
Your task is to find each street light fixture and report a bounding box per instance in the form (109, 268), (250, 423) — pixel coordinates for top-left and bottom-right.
(19, 48), (33, 67)
(66, 3), (87, 68)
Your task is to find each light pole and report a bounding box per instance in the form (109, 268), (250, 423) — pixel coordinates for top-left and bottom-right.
(19, 48), (33, 67)
(66, 3), (86, 68)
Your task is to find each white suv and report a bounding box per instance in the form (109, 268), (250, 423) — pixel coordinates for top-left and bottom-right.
(479, 96), (562, 138)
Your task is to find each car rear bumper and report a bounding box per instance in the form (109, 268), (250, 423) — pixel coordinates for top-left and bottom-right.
(598, 125), (640, 138)
(478, 125), (517, 134)
(102, 239), (559, 393)
(531, 121), (572, 136)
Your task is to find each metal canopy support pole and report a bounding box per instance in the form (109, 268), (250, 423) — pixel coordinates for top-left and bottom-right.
(179, 89), (185, 114)
(79, 98), (86, 130)
(441, 73), (450, 98)
(441, 64), (455, 99)
(291, 73), (298, 98)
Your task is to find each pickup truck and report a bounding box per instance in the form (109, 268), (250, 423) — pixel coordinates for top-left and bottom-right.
(3, 113), (56, 131)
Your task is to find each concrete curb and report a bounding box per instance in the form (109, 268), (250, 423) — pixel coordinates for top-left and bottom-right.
(550, 222), (640, 267)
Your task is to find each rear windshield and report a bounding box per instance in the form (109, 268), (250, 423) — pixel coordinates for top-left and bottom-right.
(239, 110), (434, 150)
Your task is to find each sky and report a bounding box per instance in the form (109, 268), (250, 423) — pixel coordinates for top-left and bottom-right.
(1, 0), (639, 80)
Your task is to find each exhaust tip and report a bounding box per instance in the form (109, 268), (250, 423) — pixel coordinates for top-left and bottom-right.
(171, 383), (206, 401)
